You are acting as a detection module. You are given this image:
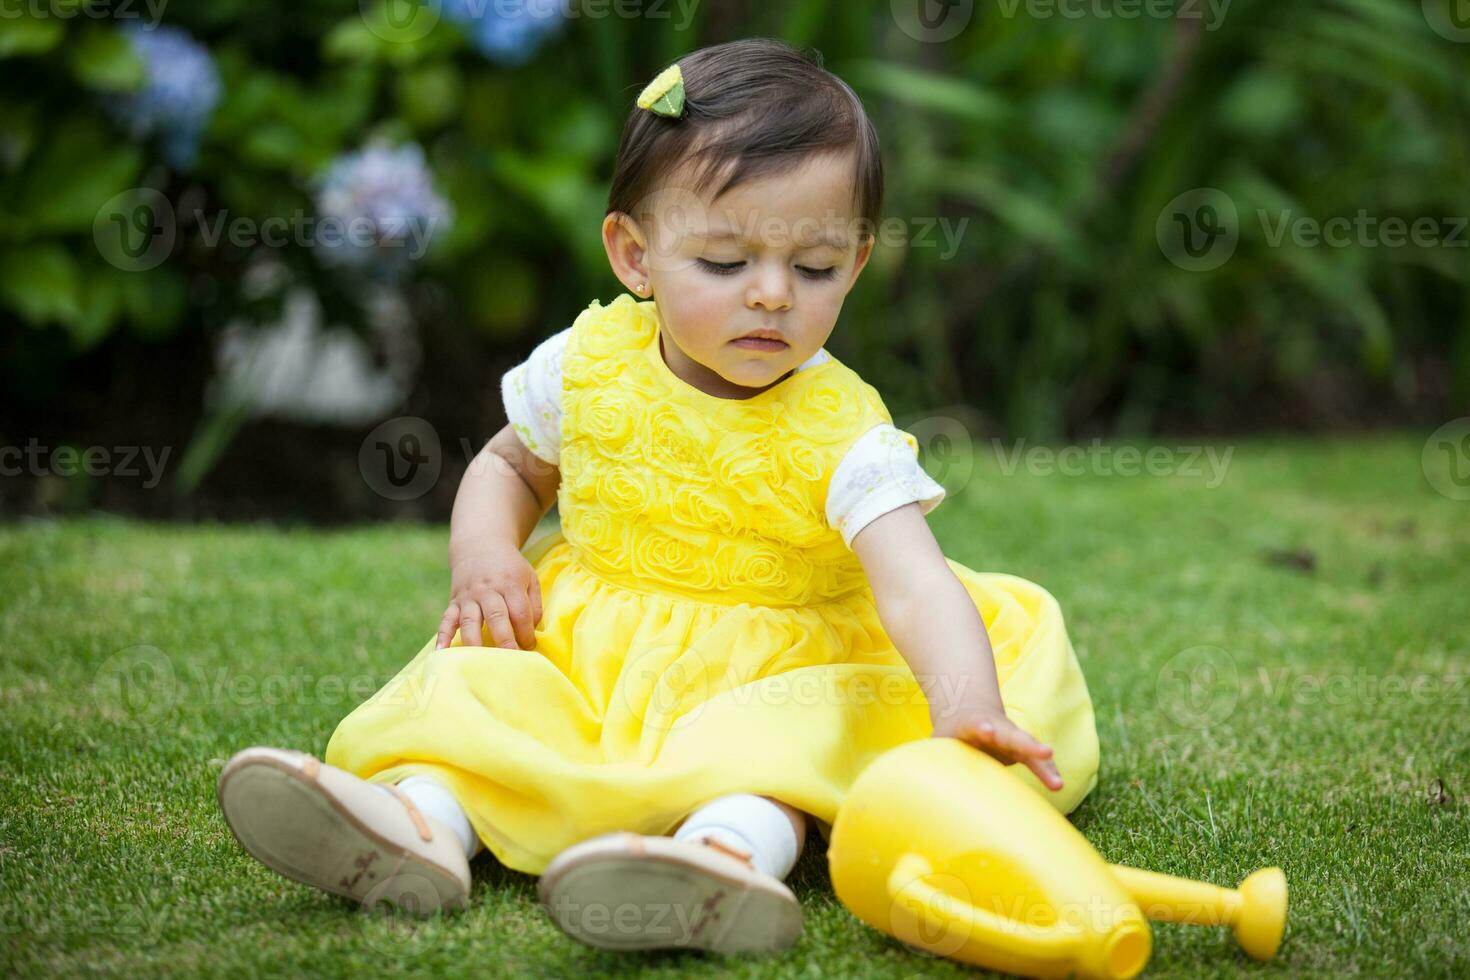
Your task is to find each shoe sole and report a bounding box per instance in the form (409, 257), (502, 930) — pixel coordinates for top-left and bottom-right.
(537, 832), (802, 954)
(217, 749), (468, 915)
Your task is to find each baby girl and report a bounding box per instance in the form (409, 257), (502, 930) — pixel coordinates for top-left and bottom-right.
(216, 37), (1099, 956)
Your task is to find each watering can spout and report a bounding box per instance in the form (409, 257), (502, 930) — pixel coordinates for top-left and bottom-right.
(1108, 863), (1287, 960)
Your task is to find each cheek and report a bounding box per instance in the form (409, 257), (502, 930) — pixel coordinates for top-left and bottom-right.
(802, 283), (845, 318)
(662, 275), (735, 345)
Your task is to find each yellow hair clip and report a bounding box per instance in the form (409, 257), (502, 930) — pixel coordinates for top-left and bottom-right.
(637, 64), (685, 119)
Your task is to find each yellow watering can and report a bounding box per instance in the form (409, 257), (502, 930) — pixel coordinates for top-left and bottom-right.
(828, 738), (1287, 978)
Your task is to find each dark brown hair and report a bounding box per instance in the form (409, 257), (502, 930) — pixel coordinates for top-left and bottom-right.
(606, 37), (883, 239)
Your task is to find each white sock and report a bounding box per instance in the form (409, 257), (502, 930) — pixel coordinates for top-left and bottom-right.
(378, 776), (482, 861)
(672, 794), (805, 880)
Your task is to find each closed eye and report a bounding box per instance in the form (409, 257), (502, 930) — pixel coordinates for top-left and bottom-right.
(697, 258), (839, 281)
(697, 258), (744, 275)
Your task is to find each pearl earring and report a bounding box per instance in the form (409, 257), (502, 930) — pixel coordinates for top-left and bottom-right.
(636, 282), (648, 295)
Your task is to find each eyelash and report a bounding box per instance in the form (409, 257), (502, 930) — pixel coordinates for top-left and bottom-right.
(696, 258), (838, 281)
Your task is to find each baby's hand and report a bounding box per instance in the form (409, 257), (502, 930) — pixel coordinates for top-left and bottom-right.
(931, 702), (1064, 792)
(436, 544), (543, 651)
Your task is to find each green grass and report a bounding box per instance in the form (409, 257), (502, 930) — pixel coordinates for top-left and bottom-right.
(2, 433), (1467, 977)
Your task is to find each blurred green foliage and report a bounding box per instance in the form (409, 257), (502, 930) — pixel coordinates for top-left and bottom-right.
(1, 0), (1467, 443)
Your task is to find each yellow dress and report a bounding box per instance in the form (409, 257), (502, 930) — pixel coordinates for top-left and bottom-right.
(324, 293), (1099, 875)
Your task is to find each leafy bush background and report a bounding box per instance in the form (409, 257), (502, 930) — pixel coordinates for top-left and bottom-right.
(1, 0), (1467, 516)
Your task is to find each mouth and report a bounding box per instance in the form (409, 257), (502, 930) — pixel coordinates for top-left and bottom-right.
(731, 331), (788, 351)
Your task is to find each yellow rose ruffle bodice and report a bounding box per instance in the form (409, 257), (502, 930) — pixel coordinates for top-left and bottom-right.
(557, 292), (910, 607)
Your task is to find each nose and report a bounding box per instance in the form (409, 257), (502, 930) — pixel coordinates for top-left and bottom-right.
(745, 261), (793, 313)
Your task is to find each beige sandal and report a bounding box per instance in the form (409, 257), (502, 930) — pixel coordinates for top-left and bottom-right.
(217, 746), (471, 915)
(537, 831), (802, 954)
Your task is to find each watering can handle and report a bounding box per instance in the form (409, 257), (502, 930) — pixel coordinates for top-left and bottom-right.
(886, 852), (1076, 957)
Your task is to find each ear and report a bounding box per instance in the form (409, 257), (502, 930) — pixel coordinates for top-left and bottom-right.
(846, 235), (875, 289)
(603, 212), (651, 295)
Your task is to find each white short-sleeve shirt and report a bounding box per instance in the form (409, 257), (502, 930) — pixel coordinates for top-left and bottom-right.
(501, 327), (945, 547)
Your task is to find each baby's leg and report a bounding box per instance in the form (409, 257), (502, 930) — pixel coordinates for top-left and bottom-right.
(672, 793), (806, 880)
(394, 775), (483, 861)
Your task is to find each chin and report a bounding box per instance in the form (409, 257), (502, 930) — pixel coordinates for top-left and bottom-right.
(725, 363), (791, 386)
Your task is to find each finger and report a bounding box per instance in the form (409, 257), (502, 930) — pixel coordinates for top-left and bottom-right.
(1030, 756), (1065, 791)
(459, 604), (485, 648)
(528, 574), (543, 626)
(1021, 734), (1055, 761)
(436, 604), (460, 649)
(502, 592), (536, 650)
(994, 721), (1048, 760)
(480, 594), (517, 650)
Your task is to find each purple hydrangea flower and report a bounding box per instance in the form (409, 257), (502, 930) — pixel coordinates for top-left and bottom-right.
(313, 141), (454, 276)
(111, 24), (222, 169)
(443, 0), (567, 65)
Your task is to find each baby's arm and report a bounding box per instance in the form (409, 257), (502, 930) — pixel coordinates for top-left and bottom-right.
(850, 504), (1064, 792)
(436, 423), (561, 651)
